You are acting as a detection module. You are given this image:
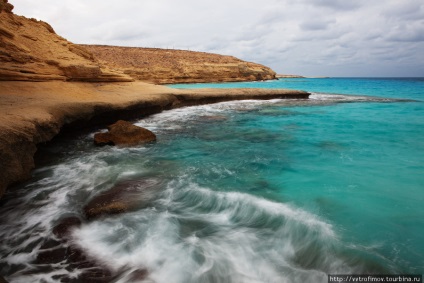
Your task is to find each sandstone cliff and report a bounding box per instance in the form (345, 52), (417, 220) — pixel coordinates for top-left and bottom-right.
(83, 45), (276, 84)
(0, 0), (276, 84)
(0, 1), (132, 82)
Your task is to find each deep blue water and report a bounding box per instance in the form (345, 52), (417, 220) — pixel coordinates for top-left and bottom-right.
(0, 78), (423, 282)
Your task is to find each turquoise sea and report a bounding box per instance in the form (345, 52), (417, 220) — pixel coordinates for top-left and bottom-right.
(0, 78), (423, 282)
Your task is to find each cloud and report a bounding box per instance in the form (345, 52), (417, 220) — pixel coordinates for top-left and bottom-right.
(382, 0), (424, 20)
(11, 0), (424, 77)
(299, 19), (336, 31)
(300, 0), (363, 11)
(387, 27), (424, 42)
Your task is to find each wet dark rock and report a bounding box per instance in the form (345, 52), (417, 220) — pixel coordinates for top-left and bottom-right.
(54, 266), (114, 283)
(39, 239), (62, 249)
(29, 222), (116, 283)
(75, 267), (113, 283)
(65, 246), (122, 282)
(84, 178), (162, 220)
(129, 268), (149, 281)
(52, 216), (82, 239)
(0, 275), (8, 283)
(35, 239), (67, 264)
(36, 246), (68, 264)
(94, 120), (156, 147)
(67, 245), (90, 264)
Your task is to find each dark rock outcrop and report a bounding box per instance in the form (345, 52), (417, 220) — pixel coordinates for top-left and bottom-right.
(34, 239), (114, 283)
(94, 120), (156, 147)
(84, 178), (162, 220)
(52, 216), (82, 239)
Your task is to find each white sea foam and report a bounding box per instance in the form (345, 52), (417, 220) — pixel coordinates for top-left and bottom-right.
(134, 94), (402, 136)
(135, 99), (283, 132)
(0, 146), (154, 282)
(309, 92), (401, 102)
(69, 178), (352, 283)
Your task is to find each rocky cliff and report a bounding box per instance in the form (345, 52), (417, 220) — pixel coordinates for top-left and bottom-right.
(82, 45), (276, 84)
(0, 1), (132, 82)
(0, 1), (276, 84)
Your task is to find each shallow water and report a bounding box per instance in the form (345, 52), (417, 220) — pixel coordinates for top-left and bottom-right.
(0, 78), (423, 282)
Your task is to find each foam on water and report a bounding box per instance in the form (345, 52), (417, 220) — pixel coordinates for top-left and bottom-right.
(71, 178), (351, 283)
(135, 94), (408, 134)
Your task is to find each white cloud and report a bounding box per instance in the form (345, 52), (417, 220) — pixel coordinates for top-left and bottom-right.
(12, 0), (424, 76)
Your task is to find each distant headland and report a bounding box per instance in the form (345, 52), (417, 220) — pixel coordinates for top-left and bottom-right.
(276, 74), (305, 78)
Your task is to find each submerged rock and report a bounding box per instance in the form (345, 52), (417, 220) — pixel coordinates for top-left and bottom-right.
(52, 216), (82, 239)
(94, 120), (156, 147)
(32, 223), (116, 282)
(36, 245), (68, 264)
(84, 178), (162, 220)
(128, 269), (149, 281)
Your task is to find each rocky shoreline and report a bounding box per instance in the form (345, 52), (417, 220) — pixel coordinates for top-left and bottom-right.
(0, 80), (309, 199)
(0, 1), (311, 282)
(0, 82), (309, 283)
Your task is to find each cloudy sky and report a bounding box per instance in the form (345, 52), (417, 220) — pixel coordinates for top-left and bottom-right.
(13, 0), (424, 77)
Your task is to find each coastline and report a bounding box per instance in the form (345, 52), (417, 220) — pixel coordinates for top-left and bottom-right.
(0, 81), (309, 198)
(0, 0), (299, 202)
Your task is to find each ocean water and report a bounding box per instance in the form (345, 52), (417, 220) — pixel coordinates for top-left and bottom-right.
(0, 78), (423, 282)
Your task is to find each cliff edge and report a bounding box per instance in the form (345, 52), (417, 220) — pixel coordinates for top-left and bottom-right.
(0, 1), (133, 82)
(0, 1), (276, 84)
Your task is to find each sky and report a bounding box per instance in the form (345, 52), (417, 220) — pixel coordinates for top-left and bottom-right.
(12, 0), (424, 77)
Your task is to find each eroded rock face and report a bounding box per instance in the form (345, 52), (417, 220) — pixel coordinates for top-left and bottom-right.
(0, 4), (275, 83)
(84, 178), (162, 220)
(83, 45), (277, 84)
(0, 5), (132, 82)
(94, 120), (156, 147)
(0, 0), (13, 13)
(0, 0), (276, 84)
